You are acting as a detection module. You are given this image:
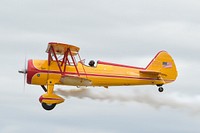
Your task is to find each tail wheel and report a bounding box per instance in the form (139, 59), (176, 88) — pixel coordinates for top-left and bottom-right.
(41, 103), (56, 111)
(158, 87), (164, 92)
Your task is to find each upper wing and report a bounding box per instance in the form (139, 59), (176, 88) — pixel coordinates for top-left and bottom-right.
(46, 42), (80, 55)
(60, 75), (92, 86)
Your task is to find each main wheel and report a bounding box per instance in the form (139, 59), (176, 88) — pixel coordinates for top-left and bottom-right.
(41, 103), (56, 111)
(158, 87), (164, 92)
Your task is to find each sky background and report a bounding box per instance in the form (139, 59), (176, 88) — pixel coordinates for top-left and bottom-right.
(1, 0), (200, 133)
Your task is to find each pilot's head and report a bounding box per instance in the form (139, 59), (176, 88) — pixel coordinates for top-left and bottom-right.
(89, 60), (95, 67)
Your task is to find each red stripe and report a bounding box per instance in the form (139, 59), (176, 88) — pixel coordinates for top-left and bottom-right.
(35, 70), (174, 82)
(39, 96), (63, 103)
(98, 60), (145, 69)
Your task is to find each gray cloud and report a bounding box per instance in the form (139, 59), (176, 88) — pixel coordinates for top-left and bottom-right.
(1, 0), (200, 60)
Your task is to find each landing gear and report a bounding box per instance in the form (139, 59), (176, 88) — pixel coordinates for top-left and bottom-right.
(39, 79), (64, 111)
(41, 103), (56, 111)
(158, 87), (164, 92)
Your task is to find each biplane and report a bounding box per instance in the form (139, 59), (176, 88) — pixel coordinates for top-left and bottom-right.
(18, 42), (178, 110)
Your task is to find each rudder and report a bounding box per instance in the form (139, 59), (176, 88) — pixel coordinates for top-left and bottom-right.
(146, 51), (178, 83)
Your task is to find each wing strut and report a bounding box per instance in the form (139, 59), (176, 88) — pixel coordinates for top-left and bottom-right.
(78, 53), (88, 78)
(47, 44), (80, 76)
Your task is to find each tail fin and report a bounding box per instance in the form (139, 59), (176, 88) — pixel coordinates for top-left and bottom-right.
(146, 51), (178, 83)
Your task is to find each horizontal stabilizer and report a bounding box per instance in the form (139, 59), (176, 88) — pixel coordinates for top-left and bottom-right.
(60, 75), (92, 86)
(140, 70), (166, 85)
(140, 70), (167, 77)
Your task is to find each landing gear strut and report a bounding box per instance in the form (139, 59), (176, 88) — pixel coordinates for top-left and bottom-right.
(41, 85), (47, 92)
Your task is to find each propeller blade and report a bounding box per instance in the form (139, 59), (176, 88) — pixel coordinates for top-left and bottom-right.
(23, 57), (27, 91)
(18, 57), (27, 92)
(18, 69), (27, 74)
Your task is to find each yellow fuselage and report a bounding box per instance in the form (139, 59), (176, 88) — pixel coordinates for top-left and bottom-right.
(27, 59), (173, 87)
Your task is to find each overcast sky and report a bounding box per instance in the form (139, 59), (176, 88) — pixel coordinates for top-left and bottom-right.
(1, 0), (200, 133)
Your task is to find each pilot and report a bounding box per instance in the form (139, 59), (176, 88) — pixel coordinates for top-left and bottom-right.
(89, 60), (95, 67)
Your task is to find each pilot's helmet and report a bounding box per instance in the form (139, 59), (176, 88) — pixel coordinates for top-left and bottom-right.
(89, 60), (95, 67)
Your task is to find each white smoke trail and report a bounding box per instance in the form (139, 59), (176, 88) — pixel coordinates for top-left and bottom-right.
(56, 88), (200, 113)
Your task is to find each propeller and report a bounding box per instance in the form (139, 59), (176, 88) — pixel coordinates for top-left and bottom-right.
(18, 58), (27, 91)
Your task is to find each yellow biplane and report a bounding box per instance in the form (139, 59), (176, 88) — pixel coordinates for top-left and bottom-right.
(19, 42), (178, 110)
